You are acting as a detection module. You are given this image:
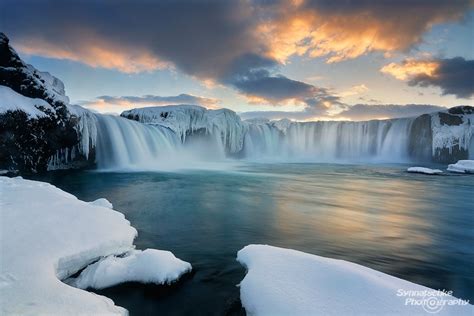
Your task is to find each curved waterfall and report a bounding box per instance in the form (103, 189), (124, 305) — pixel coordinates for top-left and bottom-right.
(48, 107), (471, 171)
(243, 118), (419, 162)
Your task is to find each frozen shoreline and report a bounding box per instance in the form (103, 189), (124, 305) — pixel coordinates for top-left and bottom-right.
(0, 177), (191, 315)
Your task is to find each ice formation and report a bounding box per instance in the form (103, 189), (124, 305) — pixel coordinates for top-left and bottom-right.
(237, 245), (473, 316)
(407, 167), (443, 174)
(447, 160), (474, 173)
(70, 249), (192, 290)
(0, 177), (191, 315)
(122, 105), (248, 154)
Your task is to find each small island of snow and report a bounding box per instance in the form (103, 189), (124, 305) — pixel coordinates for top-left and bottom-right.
(237, 245), (473, 316)
(447, 160), (474, 174)
(0, 177), (191, 315)
(407, 167), (443, 175)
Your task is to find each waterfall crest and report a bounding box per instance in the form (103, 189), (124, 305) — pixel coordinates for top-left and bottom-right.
(243, 119), (419, 162)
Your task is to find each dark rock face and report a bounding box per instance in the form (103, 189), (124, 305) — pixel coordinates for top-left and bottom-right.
(439, 112), (463, 126)
(448, 106), (474, 115)
(0, 33), (83, 173)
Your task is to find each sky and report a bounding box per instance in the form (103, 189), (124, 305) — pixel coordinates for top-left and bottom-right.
(1, 0), (473, 121)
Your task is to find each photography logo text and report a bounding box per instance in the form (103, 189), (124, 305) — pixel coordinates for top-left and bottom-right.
(397, 289), (470, 313)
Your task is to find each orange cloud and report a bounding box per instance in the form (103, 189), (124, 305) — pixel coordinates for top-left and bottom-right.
(380, 59), (439, 80)
(339, 84), (369, 97)
(16, 37), (168, 73)
(257, 1), (469, 64)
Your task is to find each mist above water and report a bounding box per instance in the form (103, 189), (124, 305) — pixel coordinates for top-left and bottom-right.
(93, 114), (436, 171)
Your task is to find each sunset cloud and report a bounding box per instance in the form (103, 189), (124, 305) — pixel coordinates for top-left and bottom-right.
(80, 94), (220, 113)
(15, 37), (167, 73)
(1, 0), (472, 109)
(257, 0), (472, 64)
(381, 57), (474, 98)
(380, 59), (439, 80)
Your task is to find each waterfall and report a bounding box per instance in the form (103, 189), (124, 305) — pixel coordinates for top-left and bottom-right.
(48, 106), (471, 171)
(243, 118), (419, 162)
(95, 115), (179, 170)
(94, 114), (230, 171)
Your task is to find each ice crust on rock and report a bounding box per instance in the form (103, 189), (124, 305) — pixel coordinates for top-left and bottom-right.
(121, 105), (248, 153)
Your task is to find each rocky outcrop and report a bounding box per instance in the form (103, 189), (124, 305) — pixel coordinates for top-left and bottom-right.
(0, 33), (91, 173)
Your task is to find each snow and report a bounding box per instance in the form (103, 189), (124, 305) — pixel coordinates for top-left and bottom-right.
(447, 160), (474, 173)
(0, 177), (191, 315)
(30, 66), (70, 104)
(237, 245), (473, 316)
(89, 197), (114, 209)
(121, 105), (248, 153)
(407, 167), (443, 175)
(0, 85), (55, 118)
(69, 249), (192, 290)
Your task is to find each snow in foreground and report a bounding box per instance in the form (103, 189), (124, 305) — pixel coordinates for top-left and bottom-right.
(447, 160), (474, 173)
(0, 177), (191, 315)
(70, 249), (191, 290)
(407, 167), (443, 175)
(237, 245), (473, 316)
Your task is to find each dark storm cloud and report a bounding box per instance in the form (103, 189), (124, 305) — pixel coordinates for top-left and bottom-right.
(0, 0), (259, 78)
(1, 0), (472, 105)
(408, 57), (474, 99)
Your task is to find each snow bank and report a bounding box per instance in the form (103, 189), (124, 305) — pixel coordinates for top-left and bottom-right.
(121, 105), (248, 153)
(0, 85), (55, 118)
(237, 245), (472, 316)
(447, 160), (474, 173)
(407, 167), (443, 175)
(70, 249), (192, 290)
(0, 177), (190, 315)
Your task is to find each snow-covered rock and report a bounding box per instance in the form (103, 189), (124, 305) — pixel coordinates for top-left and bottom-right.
(0, 85), (55, 118)
(432, 107), (473, 162)
(0, 33), (81, 173)
(237, 245), (472, 316)
(407, 167), (443, 175)
(70, 249), (192, 290)
(121, 105), (248, 154)
(447, 160), (474, 173)
(0, 177), (191, 315)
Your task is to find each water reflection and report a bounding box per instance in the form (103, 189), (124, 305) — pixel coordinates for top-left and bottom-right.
(32, 163), (474, 315)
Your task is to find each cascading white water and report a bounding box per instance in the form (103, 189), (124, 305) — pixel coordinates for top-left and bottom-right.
(243, 118), (416, 162)
(95, 115), (179, 170)
(70, 108), (471, 170)
(94, 114), (230, 170)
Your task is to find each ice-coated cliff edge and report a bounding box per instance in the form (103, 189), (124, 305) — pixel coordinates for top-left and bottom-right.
(122, 105), (248, 154)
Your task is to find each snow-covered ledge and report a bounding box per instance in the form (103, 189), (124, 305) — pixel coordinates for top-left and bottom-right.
(0, 177), (191, 315)
(237, 245), (473, 316)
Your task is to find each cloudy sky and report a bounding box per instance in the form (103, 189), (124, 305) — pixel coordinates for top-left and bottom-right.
(1, 0), (473, 121)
